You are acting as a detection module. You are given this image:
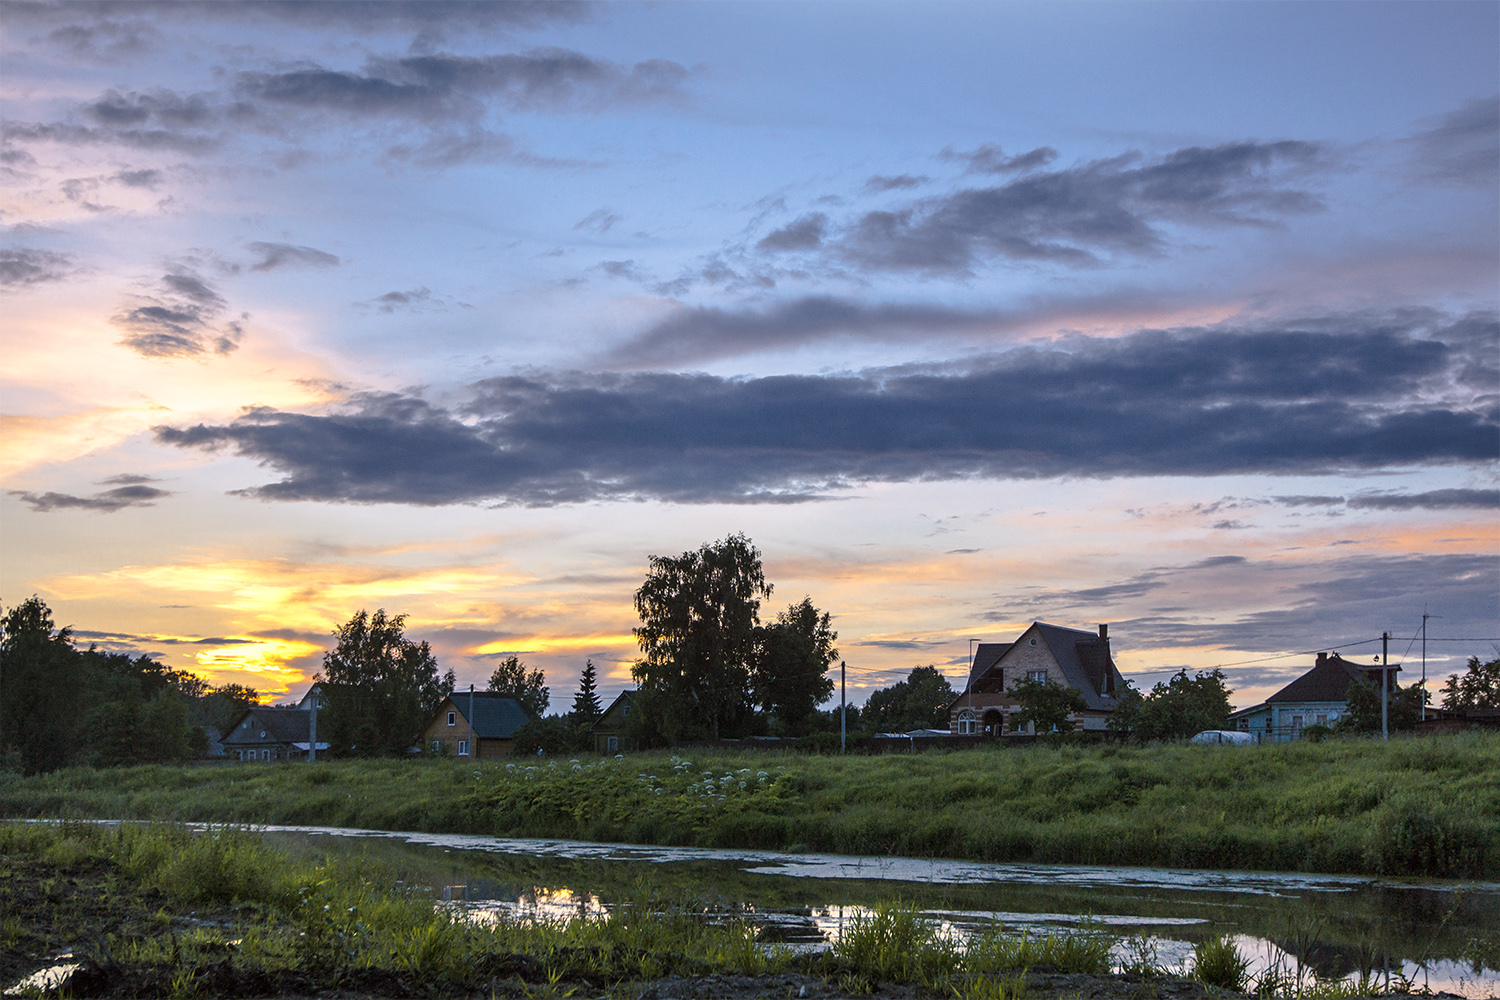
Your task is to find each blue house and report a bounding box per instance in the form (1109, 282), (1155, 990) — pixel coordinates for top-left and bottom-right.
(1228, 651), (1399, 741)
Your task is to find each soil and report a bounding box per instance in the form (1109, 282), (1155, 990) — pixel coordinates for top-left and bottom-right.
(1, 856), (1446, 1000)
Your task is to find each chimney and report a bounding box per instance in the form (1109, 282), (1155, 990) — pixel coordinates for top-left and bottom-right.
(1316, 652), (1328, 667)
(1098, 623), (1108, 642)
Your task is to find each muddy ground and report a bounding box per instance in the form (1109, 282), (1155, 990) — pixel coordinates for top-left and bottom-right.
(1, 855), (1443, 1000)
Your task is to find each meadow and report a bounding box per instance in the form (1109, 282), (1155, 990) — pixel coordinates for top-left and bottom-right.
(3, 733), (1497, 879)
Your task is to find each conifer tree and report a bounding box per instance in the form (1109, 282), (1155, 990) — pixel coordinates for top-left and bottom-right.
(570, 659), (602, 727)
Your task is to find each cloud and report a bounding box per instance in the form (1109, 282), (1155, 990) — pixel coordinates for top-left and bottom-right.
(154, 316), (1497, 507)
(1272, 494), (1345, 507)
(0, 247), (75, 288)
(1402, 97), (1500, 189)
(833, 141), (1326, 274)
(939, 143), (1059, 174)
(113, 269), (245, 358)
(3, 86), (228, 154)
(10, 482), (173, 512)
(362, 287), (463, 314)
(248, 241), (340, 272)
(863, 174), (929, 193)
(236, 49), (689, 119)
(575, 208), (621, 232)
(607, 296), (1009, 366)
(1347, 488), (1499, 510)
(757, 213), (828, 252)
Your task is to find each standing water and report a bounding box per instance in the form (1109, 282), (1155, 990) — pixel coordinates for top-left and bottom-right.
(247, 824), (1500, 998)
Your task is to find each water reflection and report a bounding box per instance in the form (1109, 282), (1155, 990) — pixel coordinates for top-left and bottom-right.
(244, 824), (1499, 999)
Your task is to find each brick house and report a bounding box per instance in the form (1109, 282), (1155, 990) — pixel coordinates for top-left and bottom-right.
(948, 622), (1126, 735)
(419, 691), (532, 759)
(221, 707), (328, 762)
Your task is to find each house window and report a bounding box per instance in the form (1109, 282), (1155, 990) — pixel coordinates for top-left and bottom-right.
(622, 704), (630, 717)
(956, 711), (976, 735)
(1028, 670), (1047, 684)
(607, 736), (619, 753)
(1291, 715), (1304, 731)
(1029, 638), (1037, 646)
(447, 711), (456, 726)
(458, 740), (469, 756)
(1316, 714), (1328, 726)
(262, 749), (271, 761)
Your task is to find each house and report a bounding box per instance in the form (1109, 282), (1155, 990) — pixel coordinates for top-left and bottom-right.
(948, 622), (1126, 735)
(221, 707), (329, 762)
(1227, 651), (1399, 741)
(590, 690), (636, 754)
(419, 691), (532, 759)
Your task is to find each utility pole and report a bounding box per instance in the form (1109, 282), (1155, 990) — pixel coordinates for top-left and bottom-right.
(308, 686), (318, 763)
(468, 683), (475, 759)
(1381, 632), (1389, 740)
(1421, 614), (1429, 723)
(840, 660), (847, 754)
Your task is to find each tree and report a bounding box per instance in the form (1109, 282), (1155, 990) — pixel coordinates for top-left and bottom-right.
(569, 659), (602, 728)
(488, 655), (548, 718)
(862, 665), (955, 734)
(1442, 656), (1500, 711)
(632, 533), (771, 741)
(1111, 669), (1233, 740)
(1341, 678), (1426, 733)
(1010, 675), (1088, 733)
(1, 597), (89, 773)
(752, 597), (838, 736)
(318, 609), (454, 756)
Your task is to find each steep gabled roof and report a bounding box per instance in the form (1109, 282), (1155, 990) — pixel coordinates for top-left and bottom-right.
(222, 707), (312, 745)
(444, 692), (533, 738)
(1266, 652), (1396, 704)
(967, 643), (1012, 691)
(1033, 622), (1124, 712)
(592, 690), (635, 732)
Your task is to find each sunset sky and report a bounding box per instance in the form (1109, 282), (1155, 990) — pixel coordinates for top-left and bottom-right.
(3, 1), (1496, 714)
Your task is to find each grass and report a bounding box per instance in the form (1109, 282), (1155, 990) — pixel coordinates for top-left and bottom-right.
(3, 732), (1498, 878)
(0, 821), (1128, 997)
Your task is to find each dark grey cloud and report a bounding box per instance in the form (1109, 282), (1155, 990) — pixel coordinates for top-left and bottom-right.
(114, 167), (162, 188)
(154, 316), (1497, 507)
(863, 174), (929, 193)
(1403, 97), (1500, 189)
(3, 87), (229, 154)
(939, 143), (1059, 174)
(236, 49), (688, 118)
(835, 141), (1326, 274)
(9, 1), (589, 36)
(0, 247), (75, 288)
(248, 241), (340, 272)
(113, 270), (244, 358)
(1273, 494), (1345, 507)
(608, 296), (1008, 367)
(10, 483), (173, 512)
(757, 213), (828, 252)
(1347, 488), (1499, 510)
(72, 629), (252, 646)
(363, 287), (462, 314)
(1269, 489), (1499, 510)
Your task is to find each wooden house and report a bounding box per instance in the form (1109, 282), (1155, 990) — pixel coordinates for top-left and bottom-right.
(948, 622), (1126, 735)
(221, 707), (328, 762)
(590, 690), (636, 754)
(1228, 652), (1399, 741)
(419, 691), (532, 759)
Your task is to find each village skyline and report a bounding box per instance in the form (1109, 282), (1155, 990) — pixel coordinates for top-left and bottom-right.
(2, 2), (1496, 709)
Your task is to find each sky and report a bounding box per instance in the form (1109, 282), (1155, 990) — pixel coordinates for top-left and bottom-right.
(2, 0), (1497, 714)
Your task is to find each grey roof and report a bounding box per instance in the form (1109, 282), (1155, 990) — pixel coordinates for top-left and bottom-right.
(221, 708), (313, 746)
(444, 692), (532, 738)
(1033, 622), (1124, 712)
(967, 643), (1012, 690)
(1266, 652), (1397, 704)
(592, 690), (635, 732)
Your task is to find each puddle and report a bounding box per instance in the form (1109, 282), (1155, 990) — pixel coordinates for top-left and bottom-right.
(22, 820), (1500, 998)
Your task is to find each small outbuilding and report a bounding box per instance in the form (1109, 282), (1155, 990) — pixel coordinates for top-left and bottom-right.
(591, 690), (636, 754)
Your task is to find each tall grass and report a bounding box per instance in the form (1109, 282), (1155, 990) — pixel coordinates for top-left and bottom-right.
(4, 732), (1497, 877)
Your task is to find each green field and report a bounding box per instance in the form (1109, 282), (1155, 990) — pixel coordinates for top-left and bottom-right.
(3, 733), (1497, 879)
